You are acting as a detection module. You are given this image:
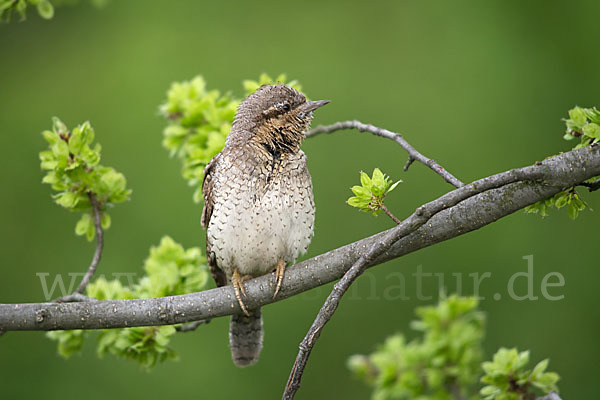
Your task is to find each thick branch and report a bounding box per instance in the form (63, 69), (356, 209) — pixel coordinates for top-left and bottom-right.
(306, 120), (464, 188)
(0, 145), (598, 332)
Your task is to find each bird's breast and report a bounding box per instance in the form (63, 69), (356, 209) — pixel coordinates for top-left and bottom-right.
(206, 154), (315, 279)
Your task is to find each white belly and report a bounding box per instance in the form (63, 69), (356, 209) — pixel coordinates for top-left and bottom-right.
(207, 179), (314, 279)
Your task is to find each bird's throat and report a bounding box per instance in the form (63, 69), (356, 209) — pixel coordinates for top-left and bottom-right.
(253, 119), (304, 158)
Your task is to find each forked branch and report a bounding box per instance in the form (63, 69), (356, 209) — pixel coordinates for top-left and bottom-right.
(306, 120), (464, 188)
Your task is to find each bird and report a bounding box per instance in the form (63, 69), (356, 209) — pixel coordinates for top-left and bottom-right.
(200, 83), (329, 367)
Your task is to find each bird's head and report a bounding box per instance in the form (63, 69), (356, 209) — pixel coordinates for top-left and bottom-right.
(231, 84), (330, 154)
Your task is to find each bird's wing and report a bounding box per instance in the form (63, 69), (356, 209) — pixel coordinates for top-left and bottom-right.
(201, 154), (228, 287)
(201, 154), (218, 230)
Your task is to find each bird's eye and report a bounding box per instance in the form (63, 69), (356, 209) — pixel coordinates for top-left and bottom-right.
(277, 102), (291, 112)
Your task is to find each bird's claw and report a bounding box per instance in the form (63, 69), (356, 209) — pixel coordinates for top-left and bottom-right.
(232, 268), (251, 316)
(273, 259), (286, 299)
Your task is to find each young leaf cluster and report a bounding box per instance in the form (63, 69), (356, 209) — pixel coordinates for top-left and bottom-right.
(348, 296), (484, 400)
(46, 236), (209, 369)
(0, 0), (106, 22)
(349, 296), (561, 400)
(1, 0), (54, 21)
(347, 168), (401, 216)
(159, 74), (302, 203)
(563, 106), (600, 147)
(39, 118), (130, 240)
(480, 348), (559, 400)
(526, 105), (599, 219)
(524, 188), (588, 219)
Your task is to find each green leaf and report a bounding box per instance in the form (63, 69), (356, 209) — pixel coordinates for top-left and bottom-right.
(42, 130), (59, 144)
(481, 385), (498, 396)
(568, 106), (586, 128)
(515, 350), (530, 369)
(534, 372), (559, 389)
(51, 140), (69, 159)
(360, 171), (371, 188)
(387, 180), (401, 193)
(583, 122), (600, 140)
(36, 0), (53, 19)
(80, 145), (101, 166)
(554, 194), (568, 209)
(15, 0), (27, 20)
(75, 213), (92, 236)
(347, 196), (362, 207)
(101, 212), (111, 230)
(46, 330), (85, 358)
(568, 202), (578, 219)
(55, 192), (79, 208)
(351, 185), (371, 198)
(52, 117), (68, 134)
(371, 168), (385, 190)
(86, 219), (95, 241)
(68, 130), (83, 154)
(584, 107), (600, 124)
(532, 359), (549, 376)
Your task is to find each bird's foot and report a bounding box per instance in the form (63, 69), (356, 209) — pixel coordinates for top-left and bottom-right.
(273, 259), (286, 299)
(232, 268), (252, 316)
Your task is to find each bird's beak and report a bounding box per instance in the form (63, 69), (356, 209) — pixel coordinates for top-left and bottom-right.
(302, 100), (331, 113)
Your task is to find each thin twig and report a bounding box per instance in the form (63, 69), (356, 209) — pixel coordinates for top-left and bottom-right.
(175, 319), (212, 332)
(306, 120), (464, 188)
(74, 192), (104, 295)
(580, 178), (600, 192)
(55, 293), (96, 303)
(381, 204), (401, 224)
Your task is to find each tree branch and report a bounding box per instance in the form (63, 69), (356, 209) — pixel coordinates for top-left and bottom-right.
(56, 293), (96, 303)
(381, 204), (401, 224)
(175, 319), (212, 332)
(0, 144), (598, 333)
(306, 120), (464, 188)
(580, 178), (600, 192)
(73, 192), (104, 295)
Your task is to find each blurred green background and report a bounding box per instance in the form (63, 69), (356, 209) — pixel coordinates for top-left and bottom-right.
(1, 0), (599, 398)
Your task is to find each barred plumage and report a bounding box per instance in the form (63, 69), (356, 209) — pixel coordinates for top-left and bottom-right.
(201, 84), (328, 366)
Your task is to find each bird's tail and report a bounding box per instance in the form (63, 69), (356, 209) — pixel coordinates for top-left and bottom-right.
(229, 308), (263, 367)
